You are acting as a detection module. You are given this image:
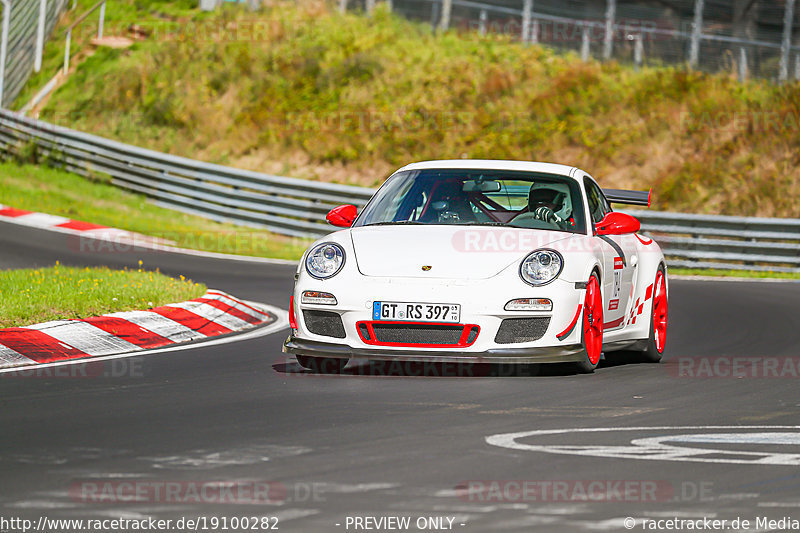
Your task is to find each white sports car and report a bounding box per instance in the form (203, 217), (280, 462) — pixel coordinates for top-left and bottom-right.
(283, 160), (668, 373)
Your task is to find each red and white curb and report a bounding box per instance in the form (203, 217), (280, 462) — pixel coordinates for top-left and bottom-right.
(0, 204), (174, 247)
(0, 204), (295, 265)
(0, 290), (281, 370)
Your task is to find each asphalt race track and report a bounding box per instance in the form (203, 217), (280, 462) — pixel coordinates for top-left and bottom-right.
(2, 220), (800, 532)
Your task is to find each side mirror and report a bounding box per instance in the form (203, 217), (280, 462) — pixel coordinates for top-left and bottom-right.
(327, 204), (357, 228)
(595, 212), (640, 236)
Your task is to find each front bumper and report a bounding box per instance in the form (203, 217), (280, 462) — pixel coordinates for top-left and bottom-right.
(283, 336), (586, 364)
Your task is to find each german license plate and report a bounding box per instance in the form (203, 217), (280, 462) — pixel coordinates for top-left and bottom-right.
(373, 301), (461, 323)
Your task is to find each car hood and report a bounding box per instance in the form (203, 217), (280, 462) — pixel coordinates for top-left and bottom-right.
(349, 225), (574, 279)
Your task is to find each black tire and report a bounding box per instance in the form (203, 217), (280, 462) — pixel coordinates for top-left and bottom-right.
(615, 265), (667, 364)
(296, 355), (349, 373)
(574, 272), (602, 374)
(640, 266), (668, 363)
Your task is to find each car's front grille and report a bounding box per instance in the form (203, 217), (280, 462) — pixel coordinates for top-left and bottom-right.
(356, 321), (479, 347)
(303, 310), (346, 339)
(494, 317), (550, 344)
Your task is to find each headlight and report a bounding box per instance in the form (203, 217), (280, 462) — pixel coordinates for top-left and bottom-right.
(305, 242), (345, 279)
(519, 249), (563, 286)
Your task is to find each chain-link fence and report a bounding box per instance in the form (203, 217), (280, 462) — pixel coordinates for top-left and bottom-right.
(345, 0), (800, 83)
(0, 0), (69, 107)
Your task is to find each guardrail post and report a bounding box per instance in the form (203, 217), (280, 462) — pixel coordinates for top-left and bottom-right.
(688, 0), (704, 68)
(738, 47), (748, 82)
(63, 28), (71, 75)
(603, 0), (616, 60)
(97, 1), (105, 39)
(35, 0), (47, 72)
(581, 25), (590, 61)
(0, 0), (10, 108)
(522, 0), (532, 44)
(478, 9), (487, 36)
(439, 0), (451, 32)
(779, 0), (796, 82)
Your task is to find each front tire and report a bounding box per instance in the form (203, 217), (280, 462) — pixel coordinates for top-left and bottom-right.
(296, 355), (349, 373)
(575, 272), (603, 373)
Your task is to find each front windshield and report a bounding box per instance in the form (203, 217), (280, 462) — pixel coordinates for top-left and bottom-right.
(354, 169), (587, 234)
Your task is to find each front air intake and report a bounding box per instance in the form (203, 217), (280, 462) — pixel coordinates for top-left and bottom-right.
(494, 317), (550, 344)
(302, 310), (346, 339)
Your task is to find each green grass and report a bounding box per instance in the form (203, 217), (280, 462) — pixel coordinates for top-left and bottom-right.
(670, 268), (800, 280)
(14, 0), (207, 108)
(0, 263), (206, 328)
(0, 161), (309, 260)
(26, 0), (800, 218)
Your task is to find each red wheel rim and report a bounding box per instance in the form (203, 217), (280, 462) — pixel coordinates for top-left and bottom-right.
(653, 270), (668, 353)
(583, 276), (603, 365)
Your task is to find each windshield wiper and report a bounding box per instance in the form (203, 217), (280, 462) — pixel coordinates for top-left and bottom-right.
(461, 221), (507, 226)
(364, 221), (426, 226)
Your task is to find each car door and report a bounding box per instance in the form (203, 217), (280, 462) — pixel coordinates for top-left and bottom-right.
(584, 177), (637, 331)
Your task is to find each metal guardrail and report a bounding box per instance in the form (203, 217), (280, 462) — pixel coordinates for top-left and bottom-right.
(0, 109), (797, 272)
(0, 109), (373, 238)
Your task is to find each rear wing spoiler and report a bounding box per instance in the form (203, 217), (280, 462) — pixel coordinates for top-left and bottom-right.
(602, 188), (651, 207)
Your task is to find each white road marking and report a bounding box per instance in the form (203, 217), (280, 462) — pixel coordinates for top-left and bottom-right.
(0, 345), (36, 367)
(205, 292), (272, 319)
(105, 310), (205, 343)
(24, 321), (141, 356)
(485, 426), (800, 465)
(0, 305), (288, 375)
(165, 301), (252, 330)
(14, 213), (71, 227)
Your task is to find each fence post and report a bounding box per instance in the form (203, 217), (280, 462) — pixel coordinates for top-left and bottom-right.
(779, 0), (796, 82)
(689, 0), (704, 68)
(581, 25), (590, 61)
(634, 33), (643, 70)
(603, 0), (616, 60)
(430, 1), (440, 32)
(385, 0), (392, 12)
(63, 29), (71, 75)
(35, 0), (46, 73)
(439, 0), (451, 32)
(0, 0), (8, 108)
(795, 53), (800, 80)
(738, 47), (748, 82)
(338, 0), (347, 14)
(97, 1), (105, 39)
(522, 0), (532, 44)
(478, 9), (487, 36)
(366, 0), (375, 16)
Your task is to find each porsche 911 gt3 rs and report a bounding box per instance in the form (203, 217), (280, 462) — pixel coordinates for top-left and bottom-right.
(283, 160), (668, 373)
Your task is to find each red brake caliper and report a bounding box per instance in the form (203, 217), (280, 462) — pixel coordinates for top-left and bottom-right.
(653, 271), (668, 353)
(583, 277), (603, 364)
